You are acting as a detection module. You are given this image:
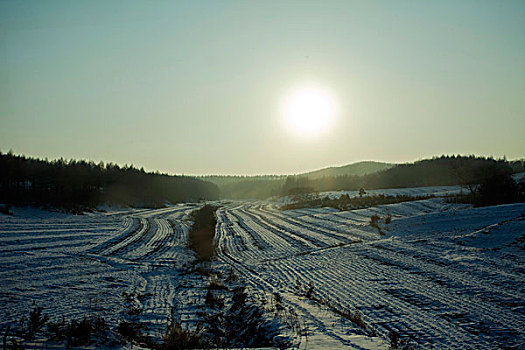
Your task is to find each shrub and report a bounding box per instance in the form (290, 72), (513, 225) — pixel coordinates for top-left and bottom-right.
(273, 292), (283, 312)
(117, 321), (142, 343)
(226, 287), (272, 347)
(46, 315), (108, 347)
(282, 193), (433, 211)
(476, 170), (522, 206)
(47, 317), (67, 340)
(388, 329), (419, 349)
(207, 280), (226, 290)
(389, 330), (400, 348)
(350, 311), (367, 331)
(370, 215), (380, 228)
(225, 267), (237, 283)
(92, 316), (108, 334)
(0, 203), (13, 215)
(67, 318), (93, 346)
(162, 321), (204, 350)
(26, 307), (49, 339)
(205, 289), (224, 309)
(305, 282), (315, 299)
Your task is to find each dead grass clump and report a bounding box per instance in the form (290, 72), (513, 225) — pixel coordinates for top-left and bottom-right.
(117, 321), (142, 343)
(225, 287), (274, 347)
(26, 307), (49, 339)
(370, 215), (384, 235)
(195, 264), (212, 276)
(189, 205), (218, 261)
(46, 315), (108, 347)
(47, 317), (67, 340)
(66, 318), (92, 346)
(349, 311), (367, 331)
(205, 289), (224, 309)
(162, 321), (205, 350)
(225, 267), (237, 283)
(207, 280), (226, 290)
(388, 329), (419, 349)
(370, 214), (380, 228)
(305, 282), (315, 299)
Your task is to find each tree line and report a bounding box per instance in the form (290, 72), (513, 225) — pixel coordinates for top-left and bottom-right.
(207, 155), (524, 200)
(0, 151), (220, 211)
(283, 155), (524, 206)
(289, 155), (523, 194)
(1, 152), (523, 207)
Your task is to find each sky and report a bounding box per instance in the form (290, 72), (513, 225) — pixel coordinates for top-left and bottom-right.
(1, 0), (524, 175)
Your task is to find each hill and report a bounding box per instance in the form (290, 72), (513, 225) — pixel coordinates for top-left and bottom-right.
(289, 155), (522, 195)
(201, 161), (392, 199)
(301, 161), (393, 179)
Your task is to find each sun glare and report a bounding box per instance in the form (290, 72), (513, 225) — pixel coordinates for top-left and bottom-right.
(282, 86), (336, 137)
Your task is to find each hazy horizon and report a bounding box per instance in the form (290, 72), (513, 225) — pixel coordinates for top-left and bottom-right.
(1, 149), (523, 177)
(2, 1), (524, 175)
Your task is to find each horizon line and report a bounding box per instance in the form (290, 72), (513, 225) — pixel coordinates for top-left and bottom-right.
(2, 149), (522, 178)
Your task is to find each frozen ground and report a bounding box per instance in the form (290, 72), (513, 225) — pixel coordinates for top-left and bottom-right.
(0, 204), (207, 344)
(275, 185), (464, 204)
(1, 186), (524, 349)
(216, 197), (525, 349)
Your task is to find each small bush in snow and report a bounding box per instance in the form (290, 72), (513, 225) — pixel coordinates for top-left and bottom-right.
(162, 321), (205, 350)
(26, 307), (49, 339)
(370, 215), (380, 228)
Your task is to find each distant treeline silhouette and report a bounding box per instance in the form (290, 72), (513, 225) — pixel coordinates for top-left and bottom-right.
(287, 155), (524, 194)
(206, 155), (524, 199)
(0, 151), (219, 210)
(1, 152), (523, 207)
(203, 176), (286, 199)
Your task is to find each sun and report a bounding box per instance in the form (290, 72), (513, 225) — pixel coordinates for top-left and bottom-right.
(282, 85), (336, 137)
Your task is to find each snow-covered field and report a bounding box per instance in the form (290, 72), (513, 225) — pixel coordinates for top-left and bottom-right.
(0, 204), (206, 344)
(1, 186), (524, 349)
(217, 198), (525, 349)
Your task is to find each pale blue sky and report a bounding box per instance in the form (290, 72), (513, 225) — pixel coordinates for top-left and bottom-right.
(1, 0), (524, 175)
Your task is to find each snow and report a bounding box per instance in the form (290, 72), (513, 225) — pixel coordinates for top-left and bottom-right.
(275, 185), (465, 204)
(0, 204), (199, 343)
(321, 185), (464, 199)
(1, 189), (524, 349)
(215, 197), (525, 349)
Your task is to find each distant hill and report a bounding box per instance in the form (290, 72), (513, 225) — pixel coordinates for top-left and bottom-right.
(200, 162), (392, 199)
(204, 156), (522, 200)
(200, 175), (287, 200)
(201, 175), (286, 188)
(301, 161), (394, 179)
(201, 161), (394, 199)
(297, 155), (521, 194)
